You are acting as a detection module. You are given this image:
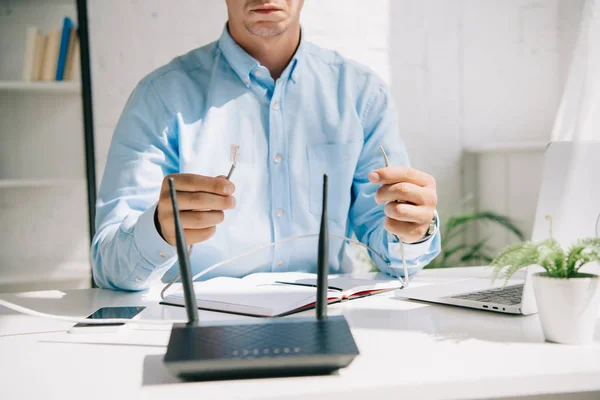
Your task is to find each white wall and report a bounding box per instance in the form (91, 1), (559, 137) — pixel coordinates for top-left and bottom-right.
(88, 0), (584, 251)
(88, 0), (227, 180)
(390, 0), (582, 220)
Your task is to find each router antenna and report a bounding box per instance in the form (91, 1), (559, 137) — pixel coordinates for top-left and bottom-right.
(316, 174), (329, 321)
(163, 175), (358, 380)
(168, 178), (199, 326)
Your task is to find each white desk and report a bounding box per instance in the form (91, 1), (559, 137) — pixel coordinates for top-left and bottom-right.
(1, 267), (599, 400)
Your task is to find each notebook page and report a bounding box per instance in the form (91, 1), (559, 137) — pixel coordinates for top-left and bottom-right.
(273, 273), (402, 297)
(164, 277), (340, 317)
(241, 272), (318, 285)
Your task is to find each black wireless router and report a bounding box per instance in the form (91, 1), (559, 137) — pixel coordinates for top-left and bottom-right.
(163, 175), (359, 380)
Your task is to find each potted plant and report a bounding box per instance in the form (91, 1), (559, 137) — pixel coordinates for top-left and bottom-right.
(426, 210), (525, 269)
(491, 217), (600, 344)
(355, 209), (525, 272)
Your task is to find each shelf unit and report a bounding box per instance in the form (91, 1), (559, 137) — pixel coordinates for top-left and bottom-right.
(0, 80), (81, 93)
(0, 0), (96, 293)
(0, 178), (84, 188)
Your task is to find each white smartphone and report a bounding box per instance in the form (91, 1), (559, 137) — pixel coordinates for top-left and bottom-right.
(68, 306), (146, 334)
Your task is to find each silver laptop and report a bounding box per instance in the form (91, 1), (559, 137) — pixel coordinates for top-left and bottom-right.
(401, 141), (600, 315)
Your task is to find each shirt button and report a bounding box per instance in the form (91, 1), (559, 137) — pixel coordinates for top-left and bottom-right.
(276, 260), (284, 267)
(276, 209), (284, 217)
(243, 77), (249, 85)
(159, 251), (169, 259)
(135, 276), (142, 282)
(273, 154), (282, 163)
(292, 72), (298, 81)
(255, 69), (263, 77)
(272, 101), (280, 110)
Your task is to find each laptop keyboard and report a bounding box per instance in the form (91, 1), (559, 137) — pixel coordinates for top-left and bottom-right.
(450, 284), (524, 305)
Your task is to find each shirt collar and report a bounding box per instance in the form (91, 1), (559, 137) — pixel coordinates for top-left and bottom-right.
(217, 24), (305, 86)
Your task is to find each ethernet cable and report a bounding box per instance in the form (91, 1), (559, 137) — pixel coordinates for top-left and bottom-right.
(0, 298), (183, 325)
(160, 233), (407, 300)
(0, 144), (412, 325)
(0, 232), (408, 326)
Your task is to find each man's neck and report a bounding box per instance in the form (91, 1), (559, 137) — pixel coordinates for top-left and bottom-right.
(228, 23), (300, 81)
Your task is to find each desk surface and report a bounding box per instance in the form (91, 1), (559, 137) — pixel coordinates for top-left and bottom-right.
(1, 267), (599, 400)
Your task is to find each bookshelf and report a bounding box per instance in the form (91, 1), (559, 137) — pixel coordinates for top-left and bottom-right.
(0, 80), (81, 93)
(0, 0), (95, 293)
(0, 178), (82, 188)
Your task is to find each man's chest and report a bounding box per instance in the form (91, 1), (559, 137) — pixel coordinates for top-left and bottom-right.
(177, 78), (364, 170)
(175, 79), (366, 223)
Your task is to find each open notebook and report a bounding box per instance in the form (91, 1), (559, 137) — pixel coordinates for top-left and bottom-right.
(160, 272), (403, 317)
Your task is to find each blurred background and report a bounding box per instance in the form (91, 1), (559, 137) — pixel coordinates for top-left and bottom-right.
(0, 0), (595, 291)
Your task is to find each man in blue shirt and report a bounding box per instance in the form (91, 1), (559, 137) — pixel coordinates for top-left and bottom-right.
(91, 0), (441, 291)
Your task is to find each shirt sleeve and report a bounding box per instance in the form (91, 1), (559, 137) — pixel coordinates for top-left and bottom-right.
(349, 79), (441, 278)
(90, 80), (179, 291)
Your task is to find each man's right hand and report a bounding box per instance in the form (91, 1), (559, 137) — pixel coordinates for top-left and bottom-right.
(156, 173), (236, 246)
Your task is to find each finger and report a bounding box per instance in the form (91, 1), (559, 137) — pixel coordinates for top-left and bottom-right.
(375, 182), (437, 206)
(175, 191), (235, 211)
(184, 226), (217, 244)
(166, 174), (235, 195)
(180, 210), (225, 229)
(383, 218), (429, 244)
(384, 202), (433, 224)
(369, 166), (435, 187)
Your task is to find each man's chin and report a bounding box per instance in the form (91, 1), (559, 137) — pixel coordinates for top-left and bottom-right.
(245, 21), (288, 37)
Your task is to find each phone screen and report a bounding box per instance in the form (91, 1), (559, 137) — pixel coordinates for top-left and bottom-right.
(73, 306), (146, 327)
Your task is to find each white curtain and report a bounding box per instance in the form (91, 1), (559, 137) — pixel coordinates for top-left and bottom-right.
(551, 0), (600, 141)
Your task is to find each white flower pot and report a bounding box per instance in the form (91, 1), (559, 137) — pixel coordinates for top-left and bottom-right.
(532, 272), (600, 344)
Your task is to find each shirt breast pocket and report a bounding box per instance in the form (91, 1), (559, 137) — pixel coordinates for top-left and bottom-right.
(307, 142), (363, 223)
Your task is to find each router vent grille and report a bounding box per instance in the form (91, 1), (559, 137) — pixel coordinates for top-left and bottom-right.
(166, 317), (358, 362)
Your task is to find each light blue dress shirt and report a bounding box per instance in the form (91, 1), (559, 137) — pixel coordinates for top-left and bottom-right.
(91, 27), (441, 291)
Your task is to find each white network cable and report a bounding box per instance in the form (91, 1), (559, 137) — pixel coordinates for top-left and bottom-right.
(160, 233), (410, 300)
(0, 144), (413, 325)
(0, 234), (409, 326)
(0, 298), (183, 326)
(159, 145), (412, 299)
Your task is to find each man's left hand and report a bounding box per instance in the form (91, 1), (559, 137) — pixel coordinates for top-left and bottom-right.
(368, 167), (437, 244)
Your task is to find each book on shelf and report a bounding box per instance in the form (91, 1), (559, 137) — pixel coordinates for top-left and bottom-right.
(22, 17), (80, 83)
(22, 26), (39, 81)
(161, 271), (405, 317)
(41, 29), (61, 81)
(31, 32), (47, 81)
(63, 30), (80, 82)
(56, 17), (75, 81)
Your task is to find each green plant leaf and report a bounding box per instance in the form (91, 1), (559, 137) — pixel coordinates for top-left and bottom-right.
(459, 238), (488, 262)
(488, 224), (600, 280)
(537, 239), (566, 277)
(476, 253), (494, 263)
(490, 241), (539, 282)
(444, 211), (526, 241)
(566, 243), (586, 276)
(443, 243), (471, 260)
(427, 208), (525, 270)
(579, 237), (600, 247)
(567, 238), (600, 275)
(444, 226), (467, 244)
(461, 252), (494, 264)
